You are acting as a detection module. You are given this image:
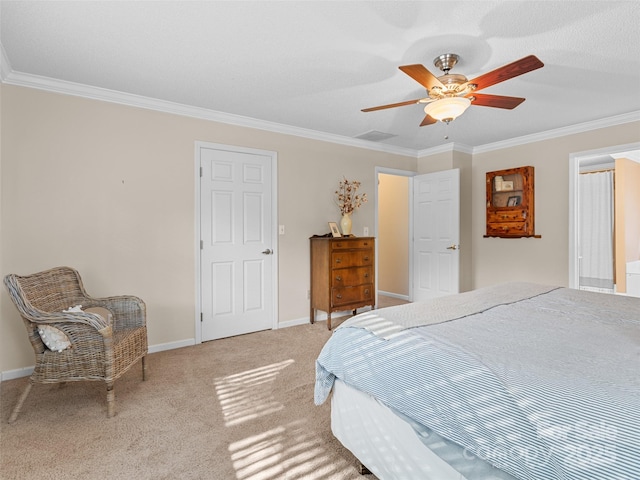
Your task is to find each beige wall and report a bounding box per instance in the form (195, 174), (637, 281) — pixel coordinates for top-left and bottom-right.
(2, 83), (639, 375)
(615, 158), (640, 292)
(472, 125), (640, 289)
(378, 174), (409, 296)
(0, 85), (416, 373)
(417, 150), (455, 174)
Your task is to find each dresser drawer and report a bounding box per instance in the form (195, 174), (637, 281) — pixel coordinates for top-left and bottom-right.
(331, 284), (373, 307)
(332, 251), (373, 268)
(487, 209), (527, 223)
(486, 221), (529, 237)
(331, 239), (374, 250)
(332, 266), (372, 287)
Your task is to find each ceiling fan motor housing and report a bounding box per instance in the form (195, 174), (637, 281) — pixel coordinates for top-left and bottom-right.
(434, 53), (459, 74)
(431, 73), (474, 99)
(431, 54), (475, 98)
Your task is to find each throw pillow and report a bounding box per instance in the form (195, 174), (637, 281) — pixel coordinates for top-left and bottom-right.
(38, 325), (71, 352)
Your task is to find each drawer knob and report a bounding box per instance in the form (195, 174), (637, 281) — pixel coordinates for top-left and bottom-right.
(363, 256), (369, 261)
(364, 273), (369, 278)
(335, 275), (342, 281)
(335, 258), (342, 264)
(336, 294), (342, 299)
(364, 289), (370, 295)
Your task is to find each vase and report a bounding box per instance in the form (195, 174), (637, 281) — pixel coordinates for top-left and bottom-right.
(340, 213), (352, 236)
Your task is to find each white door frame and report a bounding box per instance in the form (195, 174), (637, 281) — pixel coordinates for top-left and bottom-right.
(568, 141), (640, 289)
(194, 141), (278, 344)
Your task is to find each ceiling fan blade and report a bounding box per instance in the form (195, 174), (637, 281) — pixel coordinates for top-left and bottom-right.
(469, 93), (526, 109)
(420, 114), (437, 127)
(399, 64), (444, 91)
(467, 55), (544, 91)
(361, 98), (424, 112)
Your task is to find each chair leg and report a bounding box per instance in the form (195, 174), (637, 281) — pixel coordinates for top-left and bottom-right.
(106, 384), (115, 418)
(142, 356), (148, 381)
(8, 381), (33, 424)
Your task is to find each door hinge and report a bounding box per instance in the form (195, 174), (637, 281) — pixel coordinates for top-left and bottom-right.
(200, 166), (203, 177)
(200, 240), (203, 250)
(200, 312), (203, 322)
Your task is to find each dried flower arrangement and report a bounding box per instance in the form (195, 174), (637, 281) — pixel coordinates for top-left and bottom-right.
(335, 177), (367, 215)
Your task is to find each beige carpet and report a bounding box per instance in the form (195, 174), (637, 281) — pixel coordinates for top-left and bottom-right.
(0, 321), (379, 480)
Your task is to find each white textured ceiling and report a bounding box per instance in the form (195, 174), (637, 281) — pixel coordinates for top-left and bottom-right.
(2, 1), (639, 153)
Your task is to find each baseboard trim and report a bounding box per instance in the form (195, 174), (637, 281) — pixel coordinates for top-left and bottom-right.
(378, 291), (410, 301)
(1, 338), (197, 382)
(277, 317), (310, 329)
(1, 366), (35, 382)
(2, 315), (375, 381)
(148, 338), (195, 354)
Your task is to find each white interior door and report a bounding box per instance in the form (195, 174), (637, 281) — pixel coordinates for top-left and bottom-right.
(199, 144), (276, 341)
(412, 169), (460, 301)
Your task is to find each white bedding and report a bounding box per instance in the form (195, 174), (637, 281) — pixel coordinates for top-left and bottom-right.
(332, 379), (517, 480)
(316, 283), (640, 480)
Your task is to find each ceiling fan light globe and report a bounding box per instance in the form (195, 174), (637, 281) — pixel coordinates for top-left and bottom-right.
(424, 97), (471, 122)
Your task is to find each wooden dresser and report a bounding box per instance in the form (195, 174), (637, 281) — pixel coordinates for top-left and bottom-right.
(310, 236), (375, 330)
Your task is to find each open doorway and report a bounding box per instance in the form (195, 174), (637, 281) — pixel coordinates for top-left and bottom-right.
(569, 143), (640, 295)
(375, 168), (413, 304)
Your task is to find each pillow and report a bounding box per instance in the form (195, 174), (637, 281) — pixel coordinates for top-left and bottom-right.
(38, 325), (71, 352)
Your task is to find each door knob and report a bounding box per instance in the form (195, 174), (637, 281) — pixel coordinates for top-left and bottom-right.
(262, 249), (273, 255)
(446, 244), (460, 250)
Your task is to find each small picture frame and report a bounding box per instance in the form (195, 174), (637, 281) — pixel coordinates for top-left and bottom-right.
(501, 180), (514, 191)
(507, 195), (521, 207)
(328, 222), (341, 237)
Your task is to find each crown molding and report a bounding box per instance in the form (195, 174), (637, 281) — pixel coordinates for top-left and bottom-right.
(1, 69), (417, 159)
(2, 68), (638, 159)
(472, 111), (640, 154)
(418, 112), (640, 157)
(416, 142), (473, 158)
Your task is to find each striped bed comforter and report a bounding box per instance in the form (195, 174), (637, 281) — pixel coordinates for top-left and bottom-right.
(314, 283), (640, 480)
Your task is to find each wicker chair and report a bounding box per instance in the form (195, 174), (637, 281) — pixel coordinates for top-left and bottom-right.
(3, 266), (148, 423)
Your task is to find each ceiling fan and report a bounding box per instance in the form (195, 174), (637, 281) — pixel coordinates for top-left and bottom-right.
(362, 54), (544, 126)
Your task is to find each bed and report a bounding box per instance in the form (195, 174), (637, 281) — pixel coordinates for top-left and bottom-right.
(314, 283), (640, 480)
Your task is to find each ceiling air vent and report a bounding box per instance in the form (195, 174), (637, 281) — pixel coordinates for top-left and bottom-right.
(355, 130), (397, 142)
